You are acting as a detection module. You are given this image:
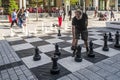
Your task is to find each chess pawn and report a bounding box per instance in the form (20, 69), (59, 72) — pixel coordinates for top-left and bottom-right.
(74, 45), (82, 62)
(102, 33), (109, 51)
(108, 32), (113, 41)
(33, 47), (41, 61)
(88, 41), (95, 58)
(57, 28), (61, 36)
(50, 55), (60, 74)
(114, 31), (120, 48)
(54, 43), (61, 56)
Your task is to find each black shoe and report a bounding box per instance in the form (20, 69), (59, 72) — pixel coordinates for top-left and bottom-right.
(71, 46), (76, 50)
(86, 47), (89, 52)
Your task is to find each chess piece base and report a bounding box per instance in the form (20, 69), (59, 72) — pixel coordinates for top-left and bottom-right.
(75, 57), (82, 62)
(102, 47), (109, 51)
(33, 55), (41, 61)
(108, 38), (113, 42)
(57, 30), (61, 36)
(50, 68), (60, 75)
(114, 45), (120, 48)
(55, 52), (61, 56)
(88, 53), (95, 58)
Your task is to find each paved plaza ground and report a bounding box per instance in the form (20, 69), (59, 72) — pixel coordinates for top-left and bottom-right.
(0, 15), (120, 80)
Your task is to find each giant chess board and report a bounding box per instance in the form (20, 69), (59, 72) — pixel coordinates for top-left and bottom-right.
(3, 27), (120, 80)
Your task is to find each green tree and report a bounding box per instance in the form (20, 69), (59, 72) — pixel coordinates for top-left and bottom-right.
(70, 0), (78, 5)
(8, 0), (18, 15)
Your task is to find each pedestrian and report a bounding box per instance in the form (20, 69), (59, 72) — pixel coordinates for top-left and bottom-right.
(71, 10), (89, 53)
(63, 7), (66, 21)
(24, 9), (29, 22)
(68, 9), (72, 21)
(10, 9), (19, 28)
(110, 10), (114, 21)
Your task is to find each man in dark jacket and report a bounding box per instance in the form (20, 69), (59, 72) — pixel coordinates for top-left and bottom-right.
(71, 10), (89, 52)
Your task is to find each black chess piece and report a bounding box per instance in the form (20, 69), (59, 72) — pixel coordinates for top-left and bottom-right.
(74, 45), (82, 62)
(54, 43), (61, 56)
(57, 29), (61, 36)
(33, 47), (41, 61)
(102, 33), (109, 51)
(50, 55), (60, 74)
(108, 32), (113, 41)
(88, 41), (95, 58)
(114, 31), (120, 48)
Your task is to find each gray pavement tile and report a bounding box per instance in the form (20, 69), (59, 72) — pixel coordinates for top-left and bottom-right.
(116, 71), (120, 77)
(72, 72), (89, 80)
(57, 76), (71, 80)
(101, 59), (114, 65)
(77, 69), (104, 80)
(95, 62), (119, 73)
(23, 69), (32, 77)
(1, 70), (7, 74)
(111, 62), (120, 70)
(96, 69), (112, 78)
(67, 74), (79, 80)
(1, 72), (10, 80)
(20, 65), (28, 71)
(18, 75), (28, 80)
(27, 76), (36, 80)
(86, 65), (101, 72)
(10, 74), (18, 80)
(106, 75), (120, 80)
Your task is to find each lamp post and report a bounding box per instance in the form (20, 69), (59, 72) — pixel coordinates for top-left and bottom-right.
(36, 0), (38, 21)
(83, 0), (86, 13)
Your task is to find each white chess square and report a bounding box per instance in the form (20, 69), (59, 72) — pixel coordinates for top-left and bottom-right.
(38, 44), (56, 53)
(63, 47), (86, 53)
(89, 32), (103, 35)
(12, 43), (34, 51)
(94, 47), (120, 57)
(25, 38), (42, 43)
(6, 37), (23, 42)
(58, 57), (93, 72)
(51, 34), (67, 38)
(93, 40), (113, 45)
(89, 35), (103, 40)
(45, 38), (64, 44)
(22, 53), (51, 68)
(67, 40), (84, 45)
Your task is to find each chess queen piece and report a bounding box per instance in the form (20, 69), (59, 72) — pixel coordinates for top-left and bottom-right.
(88, 41), (95, 58)
(114, 31), (120, 48)
(108, 32), (113, 42)
(50, 55), (60, 74)
(74, 45), (82, 62)
(33, 47), (41, 61)
(102, 33), (109, 51)
(54, 43), (61, 56)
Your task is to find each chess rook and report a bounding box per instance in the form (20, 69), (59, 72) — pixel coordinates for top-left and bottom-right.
(33, 47), (41, 61)
(88, 41), (95, 58)
(114, 31), (120, 48)
(108, 32), (113, 41)
(50, 55), (60, 74)
(54, 43), (61, 56)
(102, 33), (109, 51)
(75, 45), (82, 62)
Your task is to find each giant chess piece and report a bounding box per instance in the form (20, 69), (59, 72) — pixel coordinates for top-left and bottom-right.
(33, 47), (41, 61)
(54, 43), (61, 56)
(114, 31), (120, 48)
(102, 33), (109, 51)
(108, 32), (113, 42)
(74, 45), (82, 62)
(57, 29), (61, 36)
(88, 41), (95, 58)
(50, 55), (60, 74)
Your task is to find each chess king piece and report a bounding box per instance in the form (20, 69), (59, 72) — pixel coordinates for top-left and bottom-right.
(33, 47), (41, 61)
(114, 31), (120, 48)
(108, 32), (113, 41)
(54, 43), (61, 56)
(50, 55), (60, 74)
(102, 33), (109, 51)
(75, 45), (82, 62)
(88, 41), (95, 58)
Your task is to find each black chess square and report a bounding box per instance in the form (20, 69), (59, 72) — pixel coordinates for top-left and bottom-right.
(16, 48), (41, 58)
(54, 42), (72, 48)
(39, 36), (55, 40)
(30, 62), (71, 80)
(45, 49), (72, 59)
(59, 36), (72, 41)
(9, 40), (27, 45)
(82, 52), (109, 63)
(30, 41), (50, 47)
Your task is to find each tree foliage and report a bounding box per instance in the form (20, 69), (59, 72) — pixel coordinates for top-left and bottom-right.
(70, 0), (78, 5)
(8, 0), (18, 15)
